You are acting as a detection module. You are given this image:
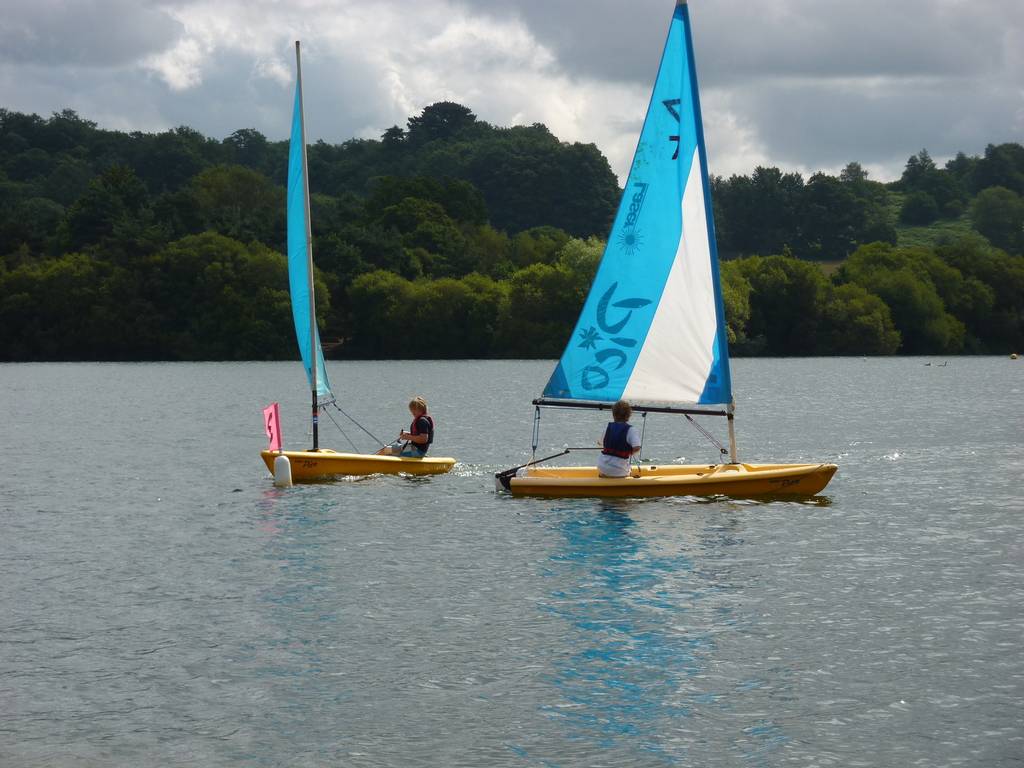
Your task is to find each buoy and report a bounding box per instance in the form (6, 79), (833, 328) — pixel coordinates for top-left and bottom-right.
(273, 454), (293, 487)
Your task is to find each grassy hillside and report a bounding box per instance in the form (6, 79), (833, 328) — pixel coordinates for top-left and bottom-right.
(886, 191), (975, 249)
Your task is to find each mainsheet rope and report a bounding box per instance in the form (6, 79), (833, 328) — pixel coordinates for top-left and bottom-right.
(321, 406), (361, 453)
(329, 402), (386, 447)
(684, 413), (729, 461)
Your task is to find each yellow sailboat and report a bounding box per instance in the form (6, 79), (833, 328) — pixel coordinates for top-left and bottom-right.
(260, 448), (455, 482)
(261, 42), (454, 481)
(495, 1), (835, 499)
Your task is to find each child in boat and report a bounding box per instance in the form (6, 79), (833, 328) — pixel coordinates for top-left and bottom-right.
(377, 396), (434, 457)
(597, 399), (641, 478)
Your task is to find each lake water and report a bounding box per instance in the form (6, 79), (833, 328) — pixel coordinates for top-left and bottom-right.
(2, 358), (1021, 767)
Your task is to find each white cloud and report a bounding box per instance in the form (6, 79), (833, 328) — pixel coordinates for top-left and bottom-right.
(0, 0), (1020, 185)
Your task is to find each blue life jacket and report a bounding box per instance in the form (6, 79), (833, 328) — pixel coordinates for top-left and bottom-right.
(602, 421), (633, 458)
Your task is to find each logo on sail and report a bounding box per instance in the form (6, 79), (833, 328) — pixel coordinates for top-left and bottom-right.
(579, 282), (652, 390)
(618, 181), (649, 257)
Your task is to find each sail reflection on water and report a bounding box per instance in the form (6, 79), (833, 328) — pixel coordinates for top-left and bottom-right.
(532, 503), (761, 762)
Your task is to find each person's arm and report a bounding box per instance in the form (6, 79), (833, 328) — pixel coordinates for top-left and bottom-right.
(400, 417), (430, 445)
(628, 426), (641, 455)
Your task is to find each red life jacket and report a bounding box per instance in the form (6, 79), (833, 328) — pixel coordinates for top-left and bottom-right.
(410, 414), (434, 446)
(601, 421), (633, 458)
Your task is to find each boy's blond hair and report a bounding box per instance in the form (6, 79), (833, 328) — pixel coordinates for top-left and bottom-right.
(409, 396), (428, 414)
(611, 399), (632, 422)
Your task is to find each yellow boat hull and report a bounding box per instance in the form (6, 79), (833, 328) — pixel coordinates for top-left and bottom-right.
(261, 449), (456, 481)
(500, 462), (837, 499)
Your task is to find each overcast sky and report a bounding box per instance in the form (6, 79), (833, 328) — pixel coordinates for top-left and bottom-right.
(2, 0), (1021, 182)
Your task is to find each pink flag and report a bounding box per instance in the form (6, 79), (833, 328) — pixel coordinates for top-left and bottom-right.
(263, 402), (282, 451)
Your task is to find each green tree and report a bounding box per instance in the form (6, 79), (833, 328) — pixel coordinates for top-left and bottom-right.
(0, 253), (108, 359)
(970, 186), (1024, 254)
(42, 157), (93, 206)
(143, 232), (296, 359)
(346, 270), (415, 356)
(510, 226), (571, 268)
(709, 168), (804, 257)
(365, 176), (488, 225)
(463, 224), (513, 278)
(496, 262), (585, 357)
(733, 255), (830, 354)
(837, 243), (966, 353)
(801, 172), (868, 259)
(407, 102), (478, 146)
(900, 190), (940, 225)
(969, 143), (1024, 196)
(11, 197), (64, 254)
(132, 126), (213, 192)
(937, 235), (1024, 351)
(412, 274), (506, 357)
(60, 165), (151, 253)
(719, 262), (752, 348)
(223, 128), (273, 174)
(4, 147), (54, 182)
(817, 283), (900, 354)
(899, 149), (964, 217)
(555, 236), (604, 286)
(373, 197), (469, 277)
(192, 164), (283, 244)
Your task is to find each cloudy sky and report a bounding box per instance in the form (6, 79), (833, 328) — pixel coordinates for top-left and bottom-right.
(2, 0), (1021, 182)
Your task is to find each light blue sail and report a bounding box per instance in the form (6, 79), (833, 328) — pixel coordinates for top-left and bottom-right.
(542, 1), (731, 406)
(287, 69), (332, 400)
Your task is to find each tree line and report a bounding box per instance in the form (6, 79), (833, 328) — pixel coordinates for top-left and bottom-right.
(1, 104), (1022, 360)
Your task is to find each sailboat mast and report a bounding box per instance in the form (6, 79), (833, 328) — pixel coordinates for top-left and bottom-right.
(295, 41), (319, 450)
(727, 400), (738, 463)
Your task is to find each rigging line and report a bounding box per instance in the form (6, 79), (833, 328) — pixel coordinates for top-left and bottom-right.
(531, 406), (541, 465)
(684, 413), (729, 460)
(496, 448), (570, 480)
(639, 411), (648, 463)
(330, 403), (386, 446)
(323, 406), (361, 453)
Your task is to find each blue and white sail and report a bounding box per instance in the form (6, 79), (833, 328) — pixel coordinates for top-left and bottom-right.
(288, 43), (332, 402)
(542, 0), (731, 407)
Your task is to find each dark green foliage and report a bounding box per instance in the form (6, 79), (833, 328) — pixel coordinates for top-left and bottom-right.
(836, 243), (967, 353)
(373, 197), (468, 277)
(0, 104), (1020, 359)
(728, 255), (829, 354)
(720, 255), (901, 355)
(970, 186), (1024, 254)
(60, 165), (151, 254)
(801, 172), (868, 259)
(936, 235), (1024, 351)
(192, 164), (284, 245)
(900, 149), (964, 216)
(714, 162), (896, 261)
(0, 233), (297, 361)
(142, 233), (296, 359)
(406, 102), (479, 146)
(495, 262), (588, 358)
(713, 166), (805, 256)
(222, 128), (279, 178)
(366, 176), (488, 226)
(0, 253), (112, 359)
(817, 283), (901, 355)
(900, 190), (940, 225)
(719, 265), (752, 347)
(969, 143), (1024, 196)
